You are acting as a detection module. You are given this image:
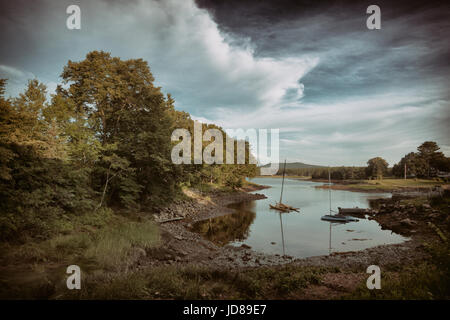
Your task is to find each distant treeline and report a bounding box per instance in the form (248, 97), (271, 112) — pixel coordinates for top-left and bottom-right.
(275, 167), (367, 180)
(0, 51), (256, 242)
(273, 141), (450, 180)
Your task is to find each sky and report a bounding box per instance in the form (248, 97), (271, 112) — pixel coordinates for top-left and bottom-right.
(0, 0), (449, 166)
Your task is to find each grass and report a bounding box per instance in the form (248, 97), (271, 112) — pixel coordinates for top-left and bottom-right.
(2, 217), (160, 269)
(324, 178), (445, 192)
(0, 251), (330, 299)
(365, 178), (444, 187)
(346, 230), (450, 300)
(84, 220), (160, 269)
(61, 264), (329, 300)
(0, 212), (160, 299)
(257, 176), (445, 191)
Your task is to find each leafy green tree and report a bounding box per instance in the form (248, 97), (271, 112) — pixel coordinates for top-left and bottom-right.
(417, 141), (446, 177)
(0, 79), (95, 241)
(60, 51), (180, 207)
(0, 79), (16, 181)
(366, 157), (388, 180)
(392, 152), (427, 178)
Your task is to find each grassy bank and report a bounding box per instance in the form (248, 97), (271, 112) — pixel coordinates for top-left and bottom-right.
(39, 264), (332, 300)
(0, 209), (161, 299)
(2, 183), (449, 300)
(312, 178), (445, 192)
(346, 239), (450, 299)
(254, 175), (446, 192)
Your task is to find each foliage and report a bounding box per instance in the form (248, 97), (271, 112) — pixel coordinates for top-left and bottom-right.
(393, 141), (450, 178)
(53, 264), (326, 300)
(366, 157), (388, 180)
(347, 238), (450, 300)
(0, 51), (258, 243)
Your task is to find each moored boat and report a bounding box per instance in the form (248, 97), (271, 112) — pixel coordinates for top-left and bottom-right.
(321, 168), (359, 223)
(321, 214), (359, 222)
(269, 160), (300, 213)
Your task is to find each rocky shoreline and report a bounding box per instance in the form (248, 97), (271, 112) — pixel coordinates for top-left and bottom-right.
(141, 185), (439, 273)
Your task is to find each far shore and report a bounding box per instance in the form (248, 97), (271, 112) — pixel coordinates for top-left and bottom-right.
(253, 175), (447, 193)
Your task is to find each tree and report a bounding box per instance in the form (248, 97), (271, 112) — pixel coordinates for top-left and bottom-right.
(60, 51), (181, 207)
(417, 141), (445, 177)
(0, 79), (95, 241)
(392, 152), (427, 178)
(366, 157), (388, 180)
(9, 80), (66, 159)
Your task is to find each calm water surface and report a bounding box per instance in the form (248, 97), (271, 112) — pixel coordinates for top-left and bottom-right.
(192, 177), (408, 258)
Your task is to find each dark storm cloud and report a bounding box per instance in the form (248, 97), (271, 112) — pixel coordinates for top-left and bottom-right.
(196, 0), (450, 103)
(195, 0), (450, 164)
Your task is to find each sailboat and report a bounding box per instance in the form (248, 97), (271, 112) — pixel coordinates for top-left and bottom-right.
(321, 168), (358, 223)
(269, 160), (299, 212)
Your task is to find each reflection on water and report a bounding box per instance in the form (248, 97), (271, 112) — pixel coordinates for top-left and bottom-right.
(192, 177), (408, 258)
(192, 203), (256, 246)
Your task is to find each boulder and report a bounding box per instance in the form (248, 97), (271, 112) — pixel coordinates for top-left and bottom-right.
(400, 218), (416, 227)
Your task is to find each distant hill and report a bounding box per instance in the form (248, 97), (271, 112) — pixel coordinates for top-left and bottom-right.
(260, 162), (324, 169)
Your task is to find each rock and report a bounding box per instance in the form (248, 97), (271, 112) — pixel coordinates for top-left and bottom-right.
(240, 244), (252, 249)
(400, 218), (416, 227)
(422, 204), (432, 209)
(427, 213), (439, 220)
(242, 255), (251, 261)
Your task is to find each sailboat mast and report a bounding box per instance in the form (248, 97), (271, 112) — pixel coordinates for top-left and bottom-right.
(279, 213), (286, 256)
(329, 222), (332, 254)
(279, 160), (287, 204)
(328, 167), (332, 214)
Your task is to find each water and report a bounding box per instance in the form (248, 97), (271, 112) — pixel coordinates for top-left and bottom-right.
(192, 177), (408, 258)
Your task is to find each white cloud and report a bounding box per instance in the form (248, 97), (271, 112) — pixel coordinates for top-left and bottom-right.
(12, 0), (317, 117)
(0, 65), (35, 97)
(1, 0), (448, 166)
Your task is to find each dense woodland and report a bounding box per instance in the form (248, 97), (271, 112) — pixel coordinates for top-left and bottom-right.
(0, 51), (257, 242)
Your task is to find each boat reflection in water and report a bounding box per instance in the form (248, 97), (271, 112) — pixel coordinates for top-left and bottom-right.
(326, 221), (351, 255)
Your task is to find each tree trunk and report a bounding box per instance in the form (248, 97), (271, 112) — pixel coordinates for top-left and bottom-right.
(97, 167), (110, 210)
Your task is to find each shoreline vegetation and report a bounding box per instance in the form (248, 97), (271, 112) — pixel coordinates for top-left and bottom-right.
(257, 175), (446, 193)
(1, 178), (449, 299)
(1, 51), (449, 299)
